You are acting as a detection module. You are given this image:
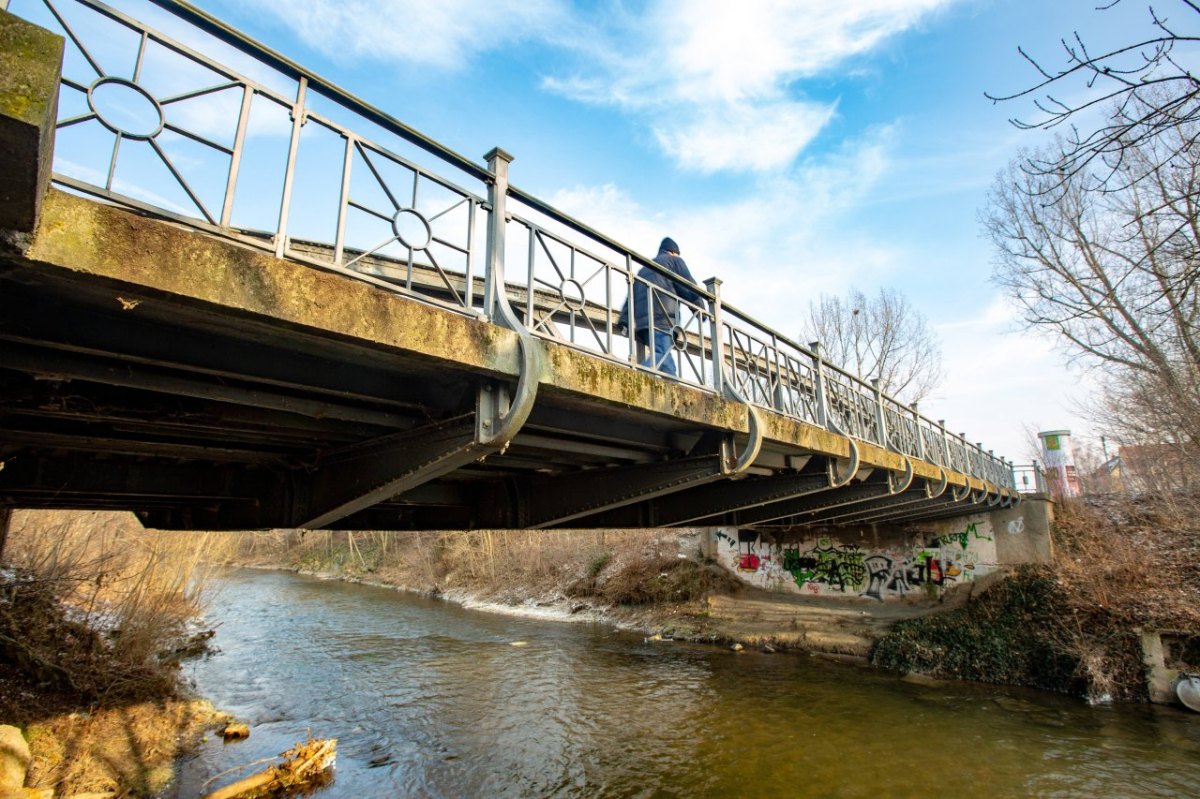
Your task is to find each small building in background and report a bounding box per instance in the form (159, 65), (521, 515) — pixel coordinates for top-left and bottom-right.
(1038, 429), (1080, 498)
(1093, 443), (1200, 495)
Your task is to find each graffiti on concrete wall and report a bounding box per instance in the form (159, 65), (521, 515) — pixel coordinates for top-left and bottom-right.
(719, 518), (999, 601)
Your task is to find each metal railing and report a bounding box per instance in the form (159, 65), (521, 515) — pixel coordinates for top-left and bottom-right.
(10, 0), (1016, 491)
(1012, 463), (1048, 494)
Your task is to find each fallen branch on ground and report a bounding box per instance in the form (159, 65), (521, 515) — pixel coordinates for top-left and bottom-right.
(200, 737), (337, 799)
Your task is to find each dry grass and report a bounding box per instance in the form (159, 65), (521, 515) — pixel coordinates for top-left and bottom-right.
(2, 510), (236, 702)
(18, 697), (222, 797)
(1047, 493), (1200, 698)
(0, 510), (234, 797)
(230, 527), (725, 608)
(1052, 494), (1200, 632)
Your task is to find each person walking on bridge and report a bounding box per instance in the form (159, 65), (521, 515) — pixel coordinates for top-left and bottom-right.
(618, 237), (703, 377)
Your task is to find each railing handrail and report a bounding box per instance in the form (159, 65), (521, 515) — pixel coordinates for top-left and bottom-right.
(145, 0), (491, 183)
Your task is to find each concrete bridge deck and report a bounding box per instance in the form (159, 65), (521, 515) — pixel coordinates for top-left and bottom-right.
(0, 1), (1019, 532)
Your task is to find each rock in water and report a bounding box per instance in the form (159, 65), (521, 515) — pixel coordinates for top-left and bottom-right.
(221, 722), (250, 740)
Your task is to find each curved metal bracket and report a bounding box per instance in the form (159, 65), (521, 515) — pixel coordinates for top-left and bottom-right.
(970, 487), (987, 504)
(887, 456), (914, 494)
(951, 480), (972, 502)
(1011, 492), (1023, 507)
(926, 467), (949, 499)
(719, 368), (765, 476)
(828, 438), (860, 489)
(479, 281), (540, 447)
(986, 490), (1003, 507)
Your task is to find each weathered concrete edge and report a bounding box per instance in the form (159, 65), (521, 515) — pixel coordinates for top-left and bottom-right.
(20, 190), (1004, 492)
(0, 10), (63, 236)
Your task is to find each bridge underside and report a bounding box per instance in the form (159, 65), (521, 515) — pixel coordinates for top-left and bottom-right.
(0, 193), (1011, 531)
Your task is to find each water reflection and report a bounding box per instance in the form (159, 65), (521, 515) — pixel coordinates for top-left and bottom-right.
(173, 570), (1200, 798)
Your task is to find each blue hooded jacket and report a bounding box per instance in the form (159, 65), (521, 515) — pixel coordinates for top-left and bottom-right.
(618, 238), (703, 338)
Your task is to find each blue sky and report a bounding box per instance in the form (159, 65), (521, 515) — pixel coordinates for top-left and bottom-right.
(27, 0), (1169, 463)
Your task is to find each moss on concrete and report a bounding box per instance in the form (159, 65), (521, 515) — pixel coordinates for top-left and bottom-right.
(0, 10), (64, 235)
(0, 11), (62, 126)
(25, 190), (517, 374)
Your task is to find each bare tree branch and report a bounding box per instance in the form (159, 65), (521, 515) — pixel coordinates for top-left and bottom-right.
(989, 2), (1200, 205)
(800, 287), (944, 405)
(984, 104), (1200, 450)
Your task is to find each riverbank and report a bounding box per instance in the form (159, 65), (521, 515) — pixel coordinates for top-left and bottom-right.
(225, 526), (985, 660)
(225, 496), (1200, 705)
(0, 510), (233, 797)
(872, 495), (1200, 702)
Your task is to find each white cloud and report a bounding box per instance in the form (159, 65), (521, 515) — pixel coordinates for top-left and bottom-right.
(237, 0), (954, 172)
(540, 0), (953, 171)
(653, 100), (836, 173)
(651, 0), (953, 105)
(236, 0), (569, 69)
(929, 298), (1096, 461)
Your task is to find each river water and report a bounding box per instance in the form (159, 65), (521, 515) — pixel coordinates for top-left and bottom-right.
(173, 568), (1200, 798)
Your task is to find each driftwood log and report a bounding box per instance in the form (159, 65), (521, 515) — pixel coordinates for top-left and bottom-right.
(201, 738), (337, 799)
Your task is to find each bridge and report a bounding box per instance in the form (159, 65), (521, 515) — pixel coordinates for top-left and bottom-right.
(0, 0), (1020, 533)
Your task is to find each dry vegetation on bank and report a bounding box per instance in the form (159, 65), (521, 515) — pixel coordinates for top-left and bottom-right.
(0, 510), (232, 797)
(233, 527), (739, 615)
(873, 493), (1200, 700)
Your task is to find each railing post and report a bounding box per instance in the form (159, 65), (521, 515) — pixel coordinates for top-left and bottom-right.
(625, 254), (638, 366)
(275, 76), (308, 259)
(482, 147), (514, 321)
(705, 277), (724, 392)
(809, 341), (829, 429)
(871, 378), (887, 448)
(913, 403), (926, 461)
(939, 420), (950, 469)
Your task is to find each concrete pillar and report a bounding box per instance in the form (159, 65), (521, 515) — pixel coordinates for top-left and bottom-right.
(1141, 631), (1178, 704)
(0, 9), (63, 237)
(988, 497), (1054, 565)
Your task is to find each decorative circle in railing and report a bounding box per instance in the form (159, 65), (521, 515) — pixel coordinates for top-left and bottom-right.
(87, 77), (165, 140)
(671, 325), (687, 351)
(391, 207), (433, 251)
(559, 278), (586, 311)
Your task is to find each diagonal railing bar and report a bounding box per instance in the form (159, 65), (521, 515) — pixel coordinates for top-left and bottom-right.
(59, 75), (90, 94)
(157, 80), (243, 105)
(345, 200), (394, 226)
(427, 197), (470, 225)
(356, 142), (402, 212)
(422, 249), (468, 310)
(161, 123), (233, 155)
(148, 137), (215, 223)
(45, 0), (104, 76)
(55, 111), (97, 128)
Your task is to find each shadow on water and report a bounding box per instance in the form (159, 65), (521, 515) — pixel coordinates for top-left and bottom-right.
(173, 569), (1200, 799)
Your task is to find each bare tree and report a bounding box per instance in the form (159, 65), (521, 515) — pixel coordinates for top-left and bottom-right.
(984, 112), (1200, 453)
(801, 287), (943, 405)
(987, 0), (1200, 207)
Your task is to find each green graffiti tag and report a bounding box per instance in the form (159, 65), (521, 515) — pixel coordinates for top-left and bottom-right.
(939, 521), (993, 550)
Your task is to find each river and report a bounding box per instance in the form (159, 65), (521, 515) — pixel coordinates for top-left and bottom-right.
(172, 568), (1200, 798)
